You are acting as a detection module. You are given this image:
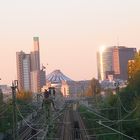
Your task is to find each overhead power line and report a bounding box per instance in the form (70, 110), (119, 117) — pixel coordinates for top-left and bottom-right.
(118, 95), (137, 113)
(82, 104), (137, 127)
(97, 120), (136, 140)
(16, 103), (43, 132)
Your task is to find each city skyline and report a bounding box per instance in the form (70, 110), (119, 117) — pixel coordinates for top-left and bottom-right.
(97, 46), (136, 81)
(16, 37), (44, 92)
(1, 0), (140, 85)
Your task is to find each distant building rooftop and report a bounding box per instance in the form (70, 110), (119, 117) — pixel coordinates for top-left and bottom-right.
(46, 69), (73, 84)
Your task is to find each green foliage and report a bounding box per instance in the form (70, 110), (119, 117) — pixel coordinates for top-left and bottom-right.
(99, 93), (118, 121)
(133, 97), (140, 118)
(0, 97), (35, 134)
(81, 64), (140, 139)
(131, 70), (140, 94)
(0, 103), (13, 132)
(106, 94), (117, 107)
(16, 99), (35, 119)
(79, 106), (119, 140)
(116, 68), (140, 139)
(119, 86), (136, 112)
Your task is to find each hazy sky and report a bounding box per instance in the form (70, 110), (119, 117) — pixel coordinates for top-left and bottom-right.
(0, 0), (140, 85)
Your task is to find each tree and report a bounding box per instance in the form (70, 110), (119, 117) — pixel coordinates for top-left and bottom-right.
(128, 51), (140, 83)
(86, 78), (100, 97)
(16, 90), (32, 103)
(118, 51), (140, 139)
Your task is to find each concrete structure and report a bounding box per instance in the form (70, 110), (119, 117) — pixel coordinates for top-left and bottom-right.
(97, 47), (114, 80)
(97, 46), (136, 81)
(16, 37), (44, 93)
(30, 37), (40, 71)
(115, 47), (136, 80)
(16, 51), (31, 91)
(100, 79), (127, 90)
(46, 69), (72, 84)
(30, 37), (41, 93)
(30, 71), (40, 93)
(43, 69), (89, 97)
(43, 69), (72, 92)
(40, 69), (46, 88)
(61, 81), (69, 97)
(0, 85), (11, 94)
(61, 80), (90, 97)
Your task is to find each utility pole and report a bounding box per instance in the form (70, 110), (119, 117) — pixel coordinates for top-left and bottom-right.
(11, 80), (18, 140)
(0, 89), (3, 105)
(43, 87), (56, 139)
(115, 82), (123, 140)
(118, 95), (123, 140)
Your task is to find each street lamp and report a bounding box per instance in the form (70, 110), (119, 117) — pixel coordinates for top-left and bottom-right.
(11, 80), (18, 140)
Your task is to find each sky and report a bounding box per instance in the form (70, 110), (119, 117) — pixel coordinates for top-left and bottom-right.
(0, 0), (140, 85)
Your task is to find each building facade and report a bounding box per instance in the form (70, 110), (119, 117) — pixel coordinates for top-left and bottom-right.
(97, 46), (136, 81)
(30, 37), (41, 93)
(16, 51), (31, 91)
(116, 47), (136, 80)
(97, 47), (114, 80)
(16, 37), (46, 93)
(40, 69), (46, 88)
(30, 37), (40, 71)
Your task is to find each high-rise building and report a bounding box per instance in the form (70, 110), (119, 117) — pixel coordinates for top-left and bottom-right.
(16, 37), (44, 93)
(31, 37), (40, 71)
(114, 47), (136, 80)
(97, 46), (136, 81)
(30, 37), (41, 93)
(97, 47), (114, 80)
(40, 67), (46, 88)
(16, 51), (31, 91)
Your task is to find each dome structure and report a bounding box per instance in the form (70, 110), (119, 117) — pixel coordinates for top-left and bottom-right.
(46, 70), (73, 84)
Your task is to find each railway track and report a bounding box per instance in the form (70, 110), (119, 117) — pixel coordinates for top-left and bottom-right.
(61, 110), (72, 140)
(60, 103), (90, 140)
(17, 100), (95, 140)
